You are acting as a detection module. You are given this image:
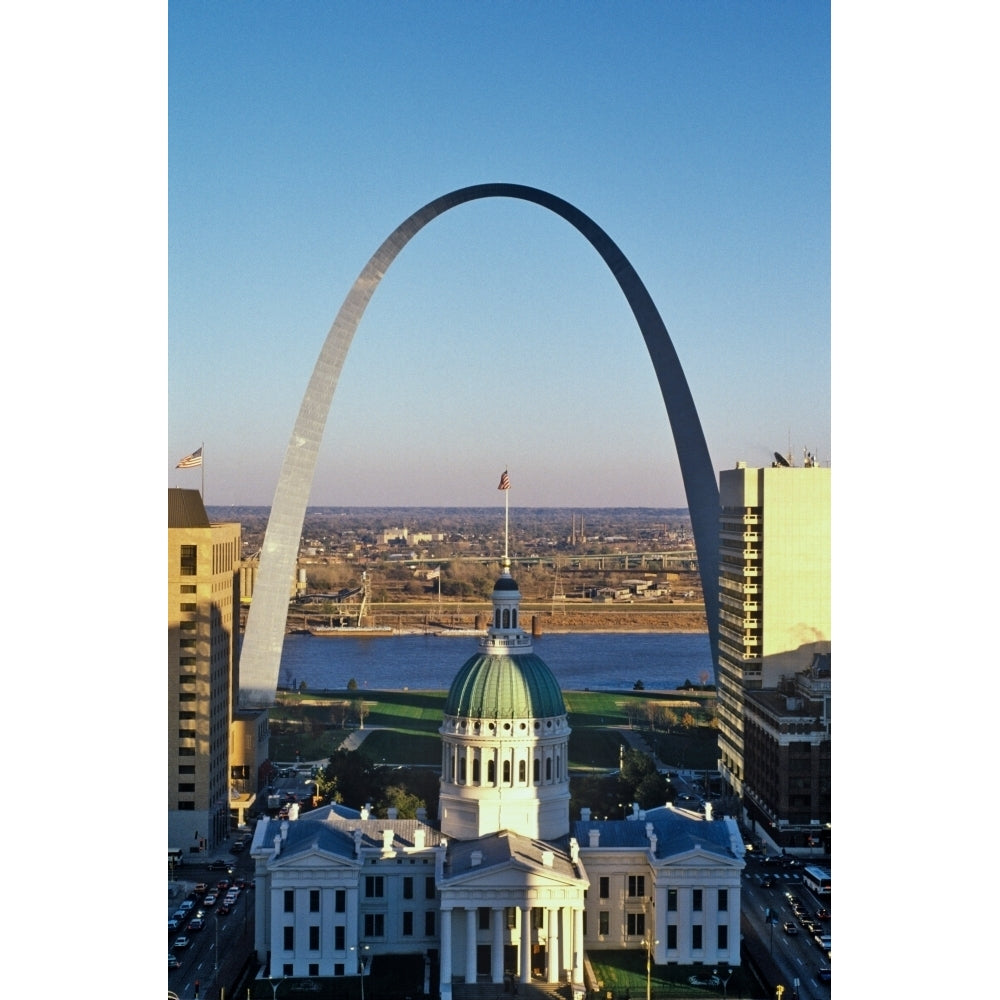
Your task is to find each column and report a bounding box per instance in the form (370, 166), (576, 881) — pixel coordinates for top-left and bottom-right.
(466, 908), (478, 983)
(573, 906), (584, 983)
(546, 907), (559, 983)
(491, 908), (504, 984)
(440, 907), (453, 1000)
(519, 905), (531, 983)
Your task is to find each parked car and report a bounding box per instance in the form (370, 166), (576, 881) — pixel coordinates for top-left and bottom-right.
(169, 954), (181, 968)
(194, 883), (209, 893)
(168, 918), (180, 931)
(815, 908), (830, 920)
(173, 936), (191, 949)
(782, 921), (798, 935)
(179, 900), (195, 912)
(817, 967), (831, 983)
(203, 894), (217, 907)
(209, 859), (233, 872)
(189, 917), (205, 931)
(230, 842), (244, 853)
(217, 903), (232, 916)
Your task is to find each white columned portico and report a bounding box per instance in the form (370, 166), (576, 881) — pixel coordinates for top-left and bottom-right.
(546, 907), (560, 983)
(465, 908), (478, 983)
(519, 905), (531, 983)
(492, 907), (505, 983)
(573, 906), (584, 982)
(440, 907), (453, 1000)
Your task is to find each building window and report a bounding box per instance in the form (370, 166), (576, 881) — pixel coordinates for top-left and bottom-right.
(283, 965), (293, 977)
(479, 907), (490, 930)
(628, 875), (645, 898)
(284, 890), (294, 913)
(718, 889), (728, 911)
(364, 913), (385, 937)
(310, 890), (320, 912)
(425, 911), (435, 935)
(178, 748), (195, 757)
(488, 760), (496, 784)
(626, 913), (645, 937)
(180, 584), (196, 593)
(518, 760), (526, 782)
(425, 876), (435, 899)
(599, 877), (609, 899)
(532, 907), (544, 929)
(179, 765), (195, 774)
(178, 801), (194, 810)
(403, 877), (413, 899)
(178, 729), (196, 739)
(505, 907), (517, 929)
(179, 621), (196, 631)
(335, 890), (346, 913)
(717, 925), (728, 949)
(692, 925), (702, 950)
(309, 926), (320, 950)
(598, 911), (609, 935)
(334, 926), (345, 950)
(403, 911), (413, 936)
(533, 758), (540, 783)
(546, 758), (552, 780)
(365, 876), (384, 898)
(693, 889), (702, 911)
(334, 964), (345, 977)
(309, 965), (319, 977)
(667, 889), (677, 911)
(177, 783), (195, 793)
(667, 925), (677, 949)
(180, 602), (197, 611)
(179, 656), (196, 666)
(283, 926), (294, 950)
(180, 545), (197, 575)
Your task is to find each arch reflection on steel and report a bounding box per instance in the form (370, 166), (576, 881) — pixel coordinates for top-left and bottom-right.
(239, 183), (719, 707)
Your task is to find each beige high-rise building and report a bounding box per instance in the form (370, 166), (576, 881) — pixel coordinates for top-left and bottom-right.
(167, 488), (241, 852)
(715, 461), (831, 808)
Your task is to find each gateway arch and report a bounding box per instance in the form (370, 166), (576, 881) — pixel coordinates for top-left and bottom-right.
(239, 183), (719, 707)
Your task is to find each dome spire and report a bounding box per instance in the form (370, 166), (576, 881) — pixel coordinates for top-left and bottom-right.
(497, 468), (511, 561)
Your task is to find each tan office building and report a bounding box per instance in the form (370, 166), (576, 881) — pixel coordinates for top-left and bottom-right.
(715, 461), (831, 810)
(167, 488), (241, 852)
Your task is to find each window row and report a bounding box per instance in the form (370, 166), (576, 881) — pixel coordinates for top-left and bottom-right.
(596, 880), (728, 912)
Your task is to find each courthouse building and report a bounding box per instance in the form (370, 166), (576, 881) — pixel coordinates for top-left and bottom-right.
(250, 560), (744, 994)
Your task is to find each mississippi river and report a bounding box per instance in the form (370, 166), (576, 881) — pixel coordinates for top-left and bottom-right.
(272, 631), (714, 693)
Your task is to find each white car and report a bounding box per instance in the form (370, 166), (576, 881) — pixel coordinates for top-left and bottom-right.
(203, 894), (217, 907)
(173, 936), (191, 949)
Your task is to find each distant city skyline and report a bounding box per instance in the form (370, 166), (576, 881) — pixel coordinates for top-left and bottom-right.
(169, 4), (830, 508)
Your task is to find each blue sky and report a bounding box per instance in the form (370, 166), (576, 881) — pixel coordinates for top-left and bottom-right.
(168, 2), (830, 507)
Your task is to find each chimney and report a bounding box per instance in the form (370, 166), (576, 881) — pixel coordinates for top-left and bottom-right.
(414, 829), (426, 850)
(387, 807), (398, 820)
(588, 829), (600, 847)
(354, 829), (363, 858)
(704, 803), (713, 821)
(273, 834), (282, 857)
(580, 808), (591, 822)
(280, 820), (289, 841)
(569, 838), (579, 863)
(382, 829), (395, 852)
(470, 850), (483, 867)
(649, 833), (657, 855)
(416, 807), (427, 822)
(541, 850), (554, 867)
(360, 804), (370, 821)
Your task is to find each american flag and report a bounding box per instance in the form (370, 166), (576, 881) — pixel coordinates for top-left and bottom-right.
(497, 470), (510, 490)
(176, 447), (203, 469)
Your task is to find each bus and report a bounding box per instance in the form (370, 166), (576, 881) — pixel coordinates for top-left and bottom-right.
(168, 847), (185, 869)
(802, 865), (830, 895)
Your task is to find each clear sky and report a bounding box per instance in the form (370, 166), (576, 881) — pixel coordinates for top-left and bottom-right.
(168, 1), (830, 508)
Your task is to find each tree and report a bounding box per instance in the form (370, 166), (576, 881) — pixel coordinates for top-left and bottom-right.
(633, 679), (645, 691)
(322, 749), (385, 809)
(681, 711), (696, 729)
(347, 678), (359, 691)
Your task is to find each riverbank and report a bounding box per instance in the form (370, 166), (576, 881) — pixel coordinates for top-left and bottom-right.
(280, 606), (708, 636)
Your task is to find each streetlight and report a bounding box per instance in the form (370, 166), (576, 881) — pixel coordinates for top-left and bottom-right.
(644, 937), (658, 1000)
(351, 944), (371, 1000)
(712, 965), (732, 1000)
(267, 976), (286, 1000)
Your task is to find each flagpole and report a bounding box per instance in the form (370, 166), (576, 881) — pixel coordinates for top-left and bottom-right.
(504, 484), (509, 562)
(201, 442), (205, 501)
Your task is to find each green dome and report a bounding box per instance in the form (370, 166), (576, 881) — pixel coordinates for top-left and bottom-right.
(444, 652), (566, 719)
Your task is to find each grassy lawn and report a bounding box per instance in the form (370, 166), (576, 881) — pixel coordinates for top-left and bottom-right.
(269, 689), (718, 773)
(588, 951), (752, 998)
